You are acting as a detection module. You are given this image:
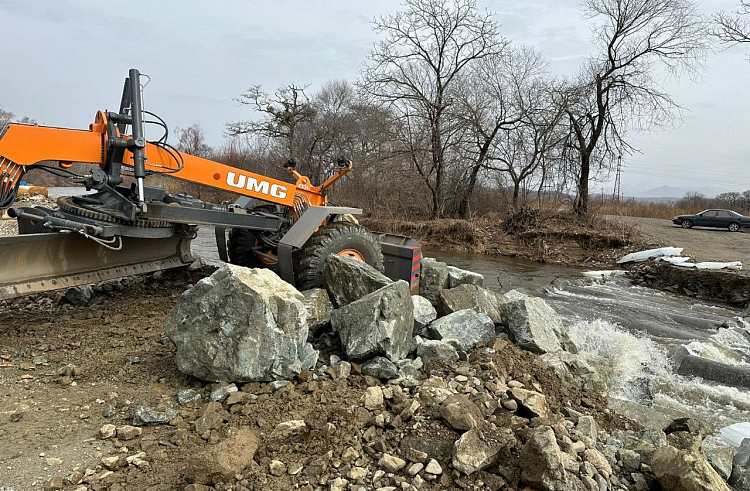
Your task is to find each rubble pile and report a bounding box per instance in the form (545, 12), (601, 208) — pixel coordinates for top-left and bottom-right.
(38, 257), (739, 491)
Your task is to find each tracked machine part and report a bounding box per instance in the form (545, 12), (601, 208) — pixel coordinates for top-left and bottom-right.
(295, 221), (384, 290)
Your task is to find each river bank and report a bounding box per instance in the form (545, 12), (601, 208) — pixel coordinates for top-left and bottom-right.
(361, 212), (652, 268)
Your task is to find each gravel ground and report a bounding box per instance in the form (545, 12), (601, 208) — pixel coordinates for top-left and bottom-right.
(612, 216), (750, 264)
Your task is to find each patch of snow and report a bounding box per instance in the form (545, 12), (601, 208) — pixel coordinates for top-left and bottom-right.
(720, 421), (750, 447)
(617, 247), (683, 264)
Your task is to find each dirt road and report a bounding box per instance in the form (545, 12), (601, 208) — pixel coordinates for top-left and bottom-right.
(612, 216), (750, 264)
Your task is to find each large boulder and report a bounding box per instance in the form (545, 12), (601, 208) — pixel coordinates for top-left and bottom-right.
(417, 340), (459, 366)
(438, 285), (502, 324)
(427, 309), (494, 351)
(447, 266), (484, 288)
(540, 351), (607, 393)
(187, 428), (259, 484)
(323, 255), (392, 307)
(331, 280), (413, 361)
(165, 265), (317, 382)
(520, 426), (569, 491)
(301, 288), (333, 330)
(652, 445), (732, 491)
(412, 295), (437, 335)
(420, 258), (449, 305)
(498, 294), (564, 354)
(730, 438), (750, 490)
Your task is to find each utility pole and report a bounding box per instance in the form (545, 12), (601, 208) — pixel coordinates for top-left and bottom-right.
(612, 155), (622, 202)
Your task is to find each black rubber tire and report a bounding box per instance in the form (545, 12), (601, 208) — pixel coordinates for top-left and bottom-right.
(228, 205), (283, 269)
(295, 222), (384, 291)
(681, 219), (693, 229)
(228, 228), (271, 269)
(729, 222), (740, 232)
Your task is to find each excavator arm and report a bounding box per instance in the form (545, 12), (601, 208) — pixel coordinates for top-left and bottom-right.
(0, 120), (298, 208)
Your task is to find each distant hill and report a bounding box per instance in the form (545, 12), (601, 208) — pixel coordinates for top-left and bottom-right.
(636, 185), (686, 198)
(620, 183), (734, 200)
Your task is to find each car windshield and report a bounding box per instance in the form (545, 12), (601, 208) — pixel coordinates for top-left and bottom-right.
(697, 210), (711, 216)
(729, 210), (743, 217)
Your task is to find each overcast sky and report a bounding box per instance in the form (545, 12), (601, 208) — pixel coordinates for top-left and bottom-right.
(1, 0), (748, 196)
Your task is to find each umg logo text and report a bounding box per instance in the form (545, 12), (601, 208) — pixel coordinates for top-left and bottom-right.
(226, 171), (288, 199)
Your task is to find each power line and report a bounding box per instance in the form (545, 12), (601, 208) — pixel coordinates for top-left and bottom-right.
(612, 154), (621, 202)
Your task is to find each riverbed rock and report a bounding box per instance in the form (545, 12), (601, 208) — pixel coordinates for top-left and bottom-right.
(612, 429), (669, 465)
(420, 258), (449, 305)
(452, 428), (506, 475)
(426, 309), (494, 351)
(133, 406), (177, 426)
(361, 356), (399, 380)
(437, 284), (502, 323)
(704, 439), (735, 481)
(301, 288), (333, 329)
(178, 388), (201, 406)
(652, 444), (731, 491)
(447, 266), (484, 288)
(508, 387), (553, 422)
(730, 438), (750, 490)
(165, 265), (317, 382)
(521, 426), (569, 491)
(440, 394), (485, 431)
(187, 427), (259, 484)
(417, 339), (459, 366)
(323, 255), (392, 307)
(412, 295), (437, 335)
(540, 351), (606, 394)
(64, 285), (93, 307)
(331, 280), (413, 361)
(499, 294), (563, 354)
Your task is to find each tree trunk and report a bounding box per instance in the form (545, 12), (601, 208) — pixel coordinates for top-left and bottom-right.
(456, 165), (482, 218)
(574, 152), (591, 215)
(512, 181), (521, 207)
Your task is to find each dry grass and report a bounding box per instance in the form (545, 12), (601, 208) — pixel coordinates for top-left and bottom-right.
(594, 201), (702, 220)
(362, 208), (649, 267)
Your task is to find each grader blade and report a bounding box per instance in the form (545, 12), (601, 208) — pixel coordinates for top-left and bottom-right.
(0, 233), (193, 300)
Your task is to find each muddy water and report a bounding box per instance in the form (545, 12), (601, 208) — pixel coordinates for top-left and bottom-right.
(425, 247), (750, 445)
(193, 229), (750, 444)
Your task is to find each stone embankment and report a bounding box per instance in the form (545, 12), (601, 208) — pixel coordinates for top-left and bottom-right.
(35, 255), (746, 491)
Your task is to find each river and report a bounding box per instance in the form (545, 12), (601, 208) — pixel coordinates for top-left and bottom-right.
(192, 227), (750, 447)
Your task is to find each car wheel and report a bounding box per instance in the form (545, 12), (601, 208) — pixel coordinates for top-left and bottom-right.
(681, 219), (693, 229)
(729, 222), (740, 232)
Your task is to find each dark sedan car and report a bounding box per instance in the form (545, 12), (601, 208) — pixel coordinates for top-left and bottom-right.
(672, 209), (750, 232)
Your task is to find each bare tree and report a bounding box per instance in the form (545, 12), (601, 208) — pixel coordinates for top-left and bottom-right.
(175, 123), (212, 159)
(714, 1), (750, 45)
(227, 84), (316, 158)
(489, 84), (567, 207)
(455, 46), (552, 215)
(0, 107), (13, 129)
(564, 0), (707, 215)
(361, 0), (505, 218)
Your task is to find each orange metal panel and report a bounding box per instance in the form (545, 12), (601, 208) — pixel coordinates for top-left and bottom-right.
(123, 145), (297, 207)
(0, 120), (328, 209)
(0, 124), (104, 166)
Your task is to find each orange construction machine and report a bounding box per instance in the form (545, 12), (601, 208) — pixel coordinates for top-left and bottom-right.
(0, 69), (421, 299)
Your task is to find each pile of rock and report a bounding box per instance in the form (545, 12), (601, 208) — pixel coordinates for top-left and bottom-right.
(144, 255), (736, 491)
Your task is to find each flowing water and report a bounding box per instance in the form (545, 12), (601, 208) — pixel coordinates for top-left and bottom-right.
(424, 248), (750, 444)
(193, 229), (750, 444)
